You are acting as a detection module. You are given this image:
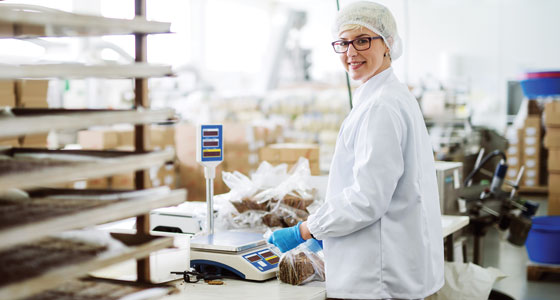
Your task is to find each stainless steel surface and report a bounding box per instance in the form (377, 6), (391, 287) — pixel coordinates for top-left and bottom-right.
(190, 231), (266, 253)
(206, 177), (214, 235)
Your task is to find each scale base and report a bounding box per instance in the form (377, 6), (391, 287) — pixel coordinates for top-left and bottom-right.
(190, 244), (279, 281)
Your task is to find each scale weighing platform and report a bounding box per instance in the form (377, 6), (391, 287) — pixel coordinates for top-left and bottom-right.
(190, 231), (280, 281)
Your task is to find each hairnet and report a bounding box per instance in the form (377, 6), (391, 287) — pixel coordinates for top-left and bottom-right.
(333, 1), (403, 60)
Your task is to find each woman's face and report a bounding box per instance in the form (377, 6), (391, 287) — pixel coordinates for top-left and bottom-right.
(337, 27), (390, 83)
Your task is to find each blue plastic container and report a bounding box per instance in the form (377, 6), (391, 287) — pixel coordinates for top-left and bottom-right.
(520, 77), (560, 98)
(525, 216), (560, 264)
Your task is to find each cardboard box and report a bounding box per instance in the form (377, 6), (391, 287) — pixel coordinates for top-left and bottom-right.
(0, 22), (13, 37)
(179, 163), (226, 202)
(78, 129), (119, 150)
(0, 80), (15, 94)
(20, 133), (48, 148)
(259, 143), (319, 162)
(545, 128), (560, 149)
(0, 80), (16, 107)
(111, 171), (151, 190)
(149, 124), (175, 151)
(111, 173), (135, 189)
(523, 168), (539, 187)
(86, 177), (109, 189)
(0, 137), (19, 147)
(0, 94), (16, 107)
(549, 194), (560, 216)
(16, 80), (48, 97)
(116, 129), (134, 147)
(158, 163), (177, 188)
(549, 172), (560, 195)
(13, 24), (45, 36)
(506, 167), (520, 182)
(549, 149), (560, 172)
(15, 80), (48, 108)
(544, 102), (560, 128)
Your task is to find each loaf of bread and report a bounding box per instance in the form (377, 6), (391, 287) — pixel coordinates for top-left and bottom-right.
(278, 251), (325, 285)
(0, 237), (107, 286)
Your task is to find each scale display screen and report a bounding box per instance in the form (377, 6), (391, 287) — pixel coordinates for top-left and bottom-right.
(203, 150), (221, 158)
(259, 251), (274, 258)
(242, 248), (279, 272)
(267, 256), (280, 264)
(203, 129), (219, 137)
(246, 254), (261, 262)
(203, 139), (219, 147)
(199, 125), (223, 162)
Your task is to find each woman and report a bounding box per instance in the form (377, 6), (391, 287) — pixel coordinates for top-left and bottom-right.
(268, 1), (444, 299)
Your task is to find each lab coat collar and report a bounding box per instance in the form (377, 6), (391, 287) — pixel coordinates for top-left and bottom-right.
(352, 67), (394, 108)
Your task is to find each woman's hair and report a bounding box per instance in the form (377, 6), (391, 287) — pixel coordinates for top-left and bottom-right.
(338, 23), (364, 36)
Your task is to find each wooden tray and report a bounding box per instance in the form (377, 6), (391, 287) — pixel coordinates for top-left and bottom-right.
(0, 3), (171, 38)
(0, 233), (175, 300)
(0, 188), (186, 250)
(0, 148), (174, 190)
(22, 277), (178, 300)
(0, 108), (175, 138)
(0, 63), (172, 79)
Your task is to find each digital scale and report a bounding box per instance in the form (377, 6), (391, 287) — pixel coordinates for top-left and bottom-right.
(190, 124), (279, 281)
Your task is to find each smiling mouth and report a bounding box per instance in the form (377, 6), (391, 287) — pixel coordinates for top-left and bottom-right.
(348, 61), (365, 70)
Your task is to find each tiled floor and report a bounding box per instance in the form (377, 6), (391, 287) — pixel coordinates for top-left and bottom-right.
(466, 196), (560, 300)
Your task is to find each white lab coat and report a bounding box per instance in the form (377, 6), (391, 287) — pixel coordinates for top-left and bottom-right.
(307, 68), (444, 299)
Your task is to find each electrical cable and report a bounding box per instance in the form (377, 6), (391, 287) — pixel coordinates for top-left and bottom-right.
(335, 0), (353, 110)
(463, 150), (507, 187)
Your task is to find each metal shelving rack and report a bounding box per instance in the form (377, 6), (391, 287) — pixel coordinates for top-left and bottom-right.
(0, 1), (185, 298)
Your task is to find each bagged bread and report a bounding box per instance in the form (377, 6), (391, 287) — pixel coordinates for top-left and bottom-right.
(278, 240), (325, 285)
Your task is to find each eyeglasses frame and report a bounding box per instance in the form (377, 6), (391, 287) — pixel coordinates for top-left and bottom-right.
(331, 36), (383, 54)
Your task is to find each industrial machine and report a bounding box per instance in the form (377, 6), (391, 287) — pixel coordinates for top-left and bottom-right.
(460, 149), (539, 264)
(175, 124), (279, 282)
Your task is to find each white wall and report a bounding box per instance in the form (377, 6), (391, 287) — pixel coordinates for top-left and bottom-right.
(402, 0), (560, 130)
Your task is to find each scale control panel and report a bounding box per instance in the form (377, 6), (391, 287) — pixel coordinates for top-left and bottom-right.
(242, 248), (280, 272)
(197, 124), (223, 163)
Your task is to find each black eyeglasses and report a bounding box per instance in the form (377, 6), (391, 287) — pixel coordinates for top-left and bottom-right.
(331, 36), (383, 53)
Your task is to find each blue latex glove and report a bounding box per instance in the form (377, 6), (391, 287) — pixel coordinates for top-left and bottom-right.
(305, 238), (323, 253)
(267, 222), (305, 253)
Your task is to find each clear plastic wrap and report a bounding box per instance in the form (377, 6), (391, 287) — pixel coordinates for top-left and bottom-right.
(277, 239), (325, 285)
(215, 158), (318, 231)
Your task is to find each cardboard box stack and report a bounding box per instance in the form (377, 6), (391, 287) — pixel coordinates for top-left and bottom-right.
(0, 22), (14, 37)
(521, 116), (542, 188)
(13, 80), (50, 148)
(544, 101), (560, 215)
(15, 79), (48, 108)
(0, 80), (18, 147)
(259, 143), (320, 175)
(0, 80), (16, 107)
(505, 128), (523, 183)
(20, 133), (48, 148)
(77, 124), (178, 190)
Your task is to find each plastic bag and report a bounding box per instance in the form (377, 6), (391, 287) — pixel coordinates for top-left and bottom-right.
(216, 158), (317, 231)
(426, 262), (506, 300)
(277, 239), (325, 285)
